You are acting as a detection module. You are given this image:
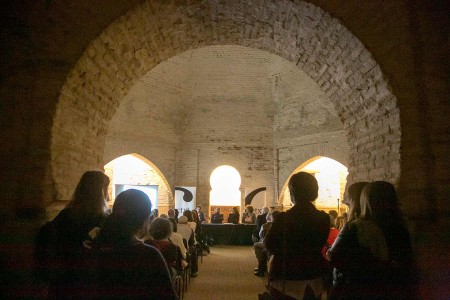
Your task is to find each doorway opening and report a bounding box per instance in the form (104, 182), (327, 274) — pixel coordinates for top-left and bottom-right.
(280, 156), (348, 214)
(104, 154), (172, 213)
(209, 165), (241, 222)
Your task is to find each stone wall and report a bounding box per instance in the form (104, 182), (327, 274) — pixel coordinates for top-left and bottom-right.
(52, 0), (399, 208)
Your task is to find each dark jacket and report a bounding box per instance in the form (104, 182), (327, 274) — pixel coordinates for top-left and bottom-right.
(252, 213), (268, 241)
(211, 213), (223, 224)
(328, 220), (414, 299)
(264, 202), (329, 280)
(227, 213), (240, 224)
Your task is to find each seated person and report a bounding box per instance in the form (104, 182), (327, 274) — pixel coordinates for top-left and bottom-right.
(81, 189), (177, 299)
(253, 211), (280, 277)
(253, 206), (269, 243)
(211, 208), (224, 224)
(264, 172), (329, 299)
(177, 216), (199, 277)
(144, 217), (180, 279)
(242, 205), (256, 224)
(227, 207), (240, 224)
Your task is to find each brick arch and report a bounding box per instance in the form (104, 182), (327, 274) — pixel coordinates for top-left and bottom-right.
(278, 155), (348, 205)
(104, 153), (174, 206)
(51, 0), (400, 200)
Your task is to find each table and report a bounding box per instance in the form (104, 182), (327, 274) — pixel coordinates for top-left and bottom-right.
(201, 223), (256, 246)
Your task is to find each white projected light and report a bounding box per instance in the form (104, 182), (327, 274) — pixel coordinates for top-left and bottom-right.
(210, 165), (241, 206)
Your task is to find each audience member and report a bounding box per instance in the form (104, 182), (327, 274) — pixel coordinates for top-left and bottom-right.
(174, 209), (180, 221)
(76, 189), (177, 299)
(265, 172), (329, 299)
(191, 209), (202, 235)
(253, 211), (280, 277)
(328, 210), (338, 224)
(168, 208), (176, 221)
(150, 208), (159, 222)
(44, 171), (110, 295)
(144, 218), (179, 279)
(327, 181), (414, 299)
(252, 206), (269, 243)
(227, 206), (240, 224)
(183, 210), (197, 234)
(242, 205), (256, 224)
(166, 217), (188, 268)
(177, 216), (199, 277)
(321, 215), (340, 259)
(347, 182), (369, 222)
(335, 216), (347, 231)
(211, 207), (224, 224)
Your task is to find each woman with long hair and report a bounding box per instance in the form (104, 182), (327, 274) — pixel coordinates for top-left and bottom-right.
(346, 182), (369, 222)
(52, 170), (110, 253)
(327, 181), (413, 299)
(48, 171), (111, 297)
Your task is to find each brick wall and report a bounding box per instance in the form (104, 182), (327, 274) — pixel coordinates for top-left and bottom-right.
(52, 0), (399, 209)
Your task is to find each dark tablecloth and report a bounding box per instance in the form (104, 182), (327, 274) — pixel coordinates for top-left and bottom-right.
(201, 223), (256, 246)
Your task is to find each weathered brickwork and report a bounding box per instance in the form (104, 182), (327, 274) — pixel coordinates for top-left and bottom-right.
(52, 0), (399, 206)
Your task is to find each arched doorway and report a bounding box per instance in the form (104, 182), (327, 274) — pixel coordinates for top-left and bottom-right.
(280, 156), (348, 214)
(104, 153), (173, 214)
(209, 165), (241, 221)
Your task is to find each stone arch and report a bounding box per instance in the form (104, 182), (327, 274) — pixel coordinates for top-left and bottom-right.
(104, 153), (174, 207)
(278, 155), (348, 206)
(51, 0), (400, 201)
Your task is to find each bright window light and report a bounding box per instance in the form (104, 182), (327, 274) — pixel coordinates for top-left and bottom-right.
(210, 165), (241, 206)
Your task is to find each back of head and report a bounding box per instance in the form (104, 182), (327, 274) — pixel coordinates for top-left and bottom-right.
(149, 218), (172, 240)
(246, 205), (254, 213)
(262, 206), (270, 214)
(183, 210), (193, 222)
(70, 170), (110, 216)
(328, 210), (338, 219)
(97, 189), (151, 245)
(271, 210), (281, 221)
(178, 216), (188, 224)
(329, 215), (336, 228)
(360, 181), (400, 223)
(288, 172), (318, 204)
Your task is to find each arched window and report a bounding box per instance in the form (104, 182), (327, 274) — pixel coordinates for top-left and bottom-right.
(209, 165), (241, 206)
(281, 157), (348, 212)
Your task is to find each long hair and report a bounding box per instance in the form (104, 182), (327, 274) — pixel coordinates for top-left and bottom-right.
(347, 182), (369, 221)
(359, 181), (412, 264)
(95, 189), (151, 245)
(360, 181), (401, 223)
(68, 171), (110, 217)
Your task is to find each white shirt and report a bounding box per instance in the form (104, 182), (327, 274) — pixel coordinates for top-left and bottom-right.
(169, 232), (188, 267)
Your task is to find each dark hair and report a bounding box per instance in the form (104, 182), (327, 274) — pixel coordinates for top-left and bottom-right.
(360, 181), (401, 223)
(183, 210), (194, 222)
(68, 171), (110, 217)
(288, 172), (318, 204)
(232, 207), (239, 214)
(245, 205), (254, 213)
(95, 189), (151, 245)
(191, 210), (200, 223)
(149, 218), (172, 240)
(168, 217), (177, 232)
(360, 181), (412, 263)
(347, 182), (369, 221)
